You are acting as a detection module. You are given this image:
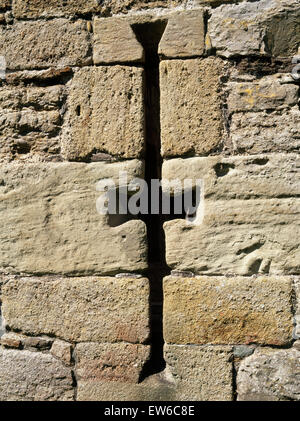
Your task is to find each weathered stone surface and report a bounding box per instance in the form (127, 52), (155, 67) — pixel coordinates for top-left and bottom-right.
(62, 66), (144, 160)
(237, 348), (300, 401)
(93, 17), (144, 64)
(0, 332), (22, 349)
(162, 154), (300, 275)
(0, 84), (65, 162)
(12, 0), (185, 17)
(0, 161), (147, 275)
(0, 0), (11, 9)
(163, 276), (293, 345)
(208, 0), (300, 58)
(160, 58), (226, 157)
(295, 278), (300, 340)
(12, 0), (99, 17)
(164, 345), (233, 401)
(75, 343), (150, 383)
(2, 276), (150, 343)
(0, 19), (91, 70)
(227, 76), (299, 114)
(230, 107), (300, 154)
(158, 10), (205, 58)
(51, 340), (72, 366)
(1, 332), (53, 350)
(0, 348), (73, 401)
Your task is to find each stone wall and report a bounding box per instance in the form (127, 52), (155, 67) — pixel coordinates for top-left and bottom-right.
(0, 0), (299, 401)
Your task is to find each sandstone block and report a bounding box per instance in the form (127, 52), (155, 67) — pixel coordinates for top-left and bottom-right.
(2, 276), (150, 343)
(98, 0), (185, 15)
(208, 0), (300, 58)
(51, 340), (72, 365)
(0, 19), (91, 70)
(62, 66), (144, 160)
(75, 343), (150, 383)
(0, 332), (53, 350)
(237, 348), (300, 401)
(0, 84), (64, 162)
(0, 348), (73, 401)
(158, 10), (205, 58)
(160, 58), (226, 157)
(227, 77), (299, 114)
(230, 107), (300, 154)
(12, 0), (99, 18)
(162, 154), (300, 275)
(164, 345), (233, 401)
(93, 17), (144, 64)
(163, 276), (293, 345)
(0, 161), (147, 275)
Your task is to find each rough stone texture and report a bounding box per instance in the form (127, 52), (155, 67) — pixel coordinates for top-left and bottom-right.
(0, 0), (11, 8)
(75, 343), (150, 383)
(62, 66), (144, 160)
(230, 107), (300, 154)
(93, 17), (144, 64)
(237, 348), (300, 401)
(12, 0), (185, 17)
(163, 276), (293, 345)
(0, 19), (91, 70)
(208, 0), (300, 58)
(0, 161), (147, 275)
(0, 348), (74, 401)
(160, 58), (226, 157)
(295, 278), (300, 340)
(0, 332), (22, 349)
(158, 10), (205, 58)
(162, 154), (300, 275)
(12, 0), (99, 17)
(2, 276), (150, 343)
(51, 340), (72, 366)
(164, 345), (233, 401)
(227, 76), (299, 114)
(0, 84), (65, 162)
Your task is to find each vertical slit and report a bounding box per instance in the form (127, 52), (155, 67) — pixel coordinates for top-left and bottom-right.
(132, 21), (169, 380)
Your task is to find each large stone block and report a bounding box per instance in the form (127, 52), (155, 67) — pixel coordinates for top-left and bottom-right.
(0, 19), (91, 70)
(162, 154), (300, 275)
(164, 345), (233, 401)
(227, 77), (299, 114)
(0, 84), (65, 162)
(93, 17), (144, 64)
(208, 0), (300, 58)
(237, 348), (300, 401)
(163, 276), (293, 345)
(75, 343), (150, 383)
(2, 276), (150, 343)
(230, 108), (300, 154)
(62, 66), (145, 160)
(158, 10), (205, 58)
(0, 161), (147, 275)
(160, 58), (226, 157)
(0, 348), (73, 401)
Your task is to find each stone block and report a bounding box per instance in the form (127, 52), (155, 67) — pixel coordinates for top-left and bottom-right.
(93, 17), (144, 64)
(0, 84), (65, 162)
(0, 160), (147, 275)
(2, 276), (150, 343)
(0, 348), (73, 401)
(51, 340), (72, 365)
(75, 343), (150, 383)
(227, 77), (299, 114)
(12, 0), (99, 18)
(162, 154), (300, 275)
(237, 348), (300, 401)
(164, 345), (233, 401)
(208, 0), (300, 58)
(0, 19), (91, 70)
(230, 107), (300, 154)
(158, 10), (205, 58)
(62, 66), (145, 160)
(163, 276), (293, 345)
(160, 58), (226, 157)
